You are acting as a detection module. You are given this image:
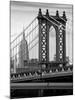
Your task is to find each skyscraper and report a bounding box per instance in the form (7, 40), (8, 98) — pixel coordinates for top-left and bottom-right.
(19, 29), (29, 68)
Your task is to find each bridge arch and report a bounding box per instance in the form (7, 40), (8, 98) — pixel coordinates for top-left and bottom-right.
(49, 26), (56, 61)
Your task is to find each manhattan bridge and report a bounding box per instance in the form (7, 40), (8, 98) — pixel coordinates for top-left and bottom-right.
(10, 9), (73, 97)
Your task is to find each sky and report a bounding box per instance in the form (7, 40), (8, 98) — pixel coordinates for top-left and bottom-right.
(10, 1), (73, 63)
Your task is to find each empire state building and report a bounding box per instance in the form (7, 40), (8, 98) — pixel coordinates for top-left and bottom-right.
(19, 30), (29, 68)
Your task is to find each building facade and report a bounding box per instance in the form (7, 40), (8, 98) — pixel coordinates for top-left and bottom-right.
(19, 30), (29, 68)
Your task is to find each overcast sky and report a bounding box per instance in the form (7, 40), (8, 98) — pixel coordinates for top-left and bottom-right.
(10, 1), (73, 62)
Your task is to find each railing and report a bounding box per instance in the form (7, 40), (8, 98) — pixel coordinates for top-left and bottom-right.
(11, 64), (73, 82)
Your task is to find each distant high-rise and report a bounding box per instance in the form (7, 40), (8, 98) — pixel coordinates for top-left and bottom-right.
(19, 29), (29, 68)
(14, 55), (17, 73)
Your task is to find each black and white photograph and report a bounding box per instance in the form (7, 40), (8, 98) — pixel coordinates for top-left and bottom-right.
(10, 1), (73, 99)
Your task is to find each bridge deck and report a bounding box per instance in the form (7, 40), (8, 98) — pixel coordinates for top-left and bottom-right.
(11, 82), (73, 89)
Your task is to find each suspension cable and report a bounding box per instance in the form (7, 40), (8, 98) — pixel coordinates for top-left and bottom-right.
(11, 40), (39, 59)
(43, 16), (65, 31)
(11, 17), (37, 44)
(50, 16), (66, 28)
(11, 24), (38, 50)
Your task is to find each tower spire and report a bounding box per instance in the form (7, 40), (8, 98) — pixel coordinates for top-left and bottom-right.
(23, 25), (25, 40)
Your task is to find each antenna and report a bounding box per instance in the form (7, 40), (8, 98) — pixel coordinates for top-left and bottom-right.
(23, 25), (25, 40)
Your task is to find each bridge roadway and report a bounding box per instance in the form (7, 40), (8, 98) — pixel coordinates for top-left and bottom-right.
(11, 82), (73, 89)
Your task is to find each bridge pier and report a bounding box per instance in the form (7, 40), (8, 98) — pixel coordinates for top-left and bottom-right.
(38, 89), (44, 97)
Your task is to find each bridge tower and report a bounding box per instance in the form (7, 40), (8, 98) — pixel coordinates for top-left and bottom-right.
(38, 9), (49, 64)
(37, 9), (67, 67)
